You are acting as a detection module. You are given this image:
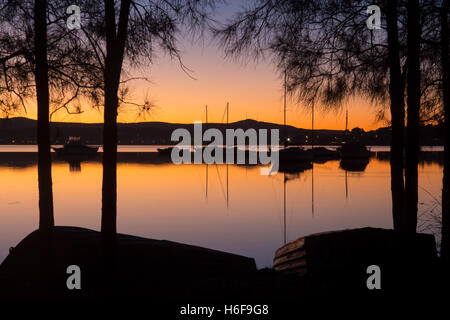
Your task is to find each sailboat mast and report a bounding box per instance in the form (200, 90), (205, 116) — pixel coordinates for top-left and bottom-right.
(345, 108), (348, 132)
(205, 104), (208, 201)
(311, 100), (315, 217)
(284, 70), (287, 148)
(345, 170), (348, 200)
(226, 102), (229, 127)
(312, 164), (315, 217)
(311, 100), (314, 149)
(226, 102), (229, 208)
(226, 163), (229, 208)
(283, 173), (287, 245)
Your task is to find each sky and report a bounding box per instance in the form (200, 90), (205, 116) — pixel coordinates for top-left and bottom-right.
(20, 0), (388, 131)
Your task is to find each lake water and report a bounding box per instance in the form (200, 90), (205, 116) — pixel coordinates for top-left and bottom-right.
(0, 146), (444, 268)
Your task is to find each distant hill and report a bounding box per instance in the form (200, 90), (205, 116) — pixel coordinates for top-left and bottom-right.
(0, 117), (444, 146)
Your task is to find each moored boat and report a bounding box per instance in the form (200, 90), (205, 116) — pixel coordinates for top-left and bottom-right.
(52, 137), (98, 156)
(337, 141), (370, 159)
(278, 146), (313, 162)
(306, 147), (339, 159)
(273, 228), (437, 288)
(157, 147), (175, 155)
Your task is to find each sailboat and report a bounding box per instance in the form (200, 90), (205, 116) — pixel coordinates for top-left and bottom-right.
(194, 105), (209, 157)
(305, 94), (339, 160)
(223, 103), (230, 208)
(338, 142), (371, 159)
(197, 103), (251, 163)
(337, 109), (370, 159)
(278, 71), (312, 164)
(53, 136), (98, 155)
(156, 146), (175, 155)
(223, 102), (253, 163)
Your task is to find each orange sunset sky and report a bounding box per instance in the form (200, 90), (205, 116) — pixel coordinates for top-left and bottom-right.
(24, 48), (387, 131)
(17, 1), (389, 131)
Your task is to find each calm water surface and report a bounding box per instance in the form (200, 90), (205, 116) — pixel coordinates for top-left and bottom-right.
(0, 146), (444, 267)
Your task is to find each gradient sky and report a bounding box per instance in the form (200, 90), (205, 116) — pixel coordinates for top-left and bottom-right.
(22, 0), (388, 131)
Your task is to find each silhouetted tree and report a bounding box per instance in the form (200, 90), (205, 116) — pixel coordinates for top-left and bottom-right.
(215, 0), (412, 230)
(405, 0), (421, 233)
(215, 0), (444, 234)
(0, 1), (103, 230)
(69, 0), (217, 238)
(440, 0), (449, 260)
(385, 0), (406, 231)
(34, 0), (54, 231)
(407, 0), (449, 241)
(100, 0), (131, 239)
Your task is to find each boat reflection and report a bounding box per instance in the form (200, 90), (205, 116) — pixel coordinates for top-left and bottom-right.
(0, 150), (444, 174)
(57, 154), (98, 172)
(339, 158), (370, 172)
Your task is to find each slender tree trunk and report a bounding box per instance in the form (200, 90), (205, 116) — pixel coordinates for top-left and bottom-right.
(101, 0), (131, 238)
(386, 0), (406, 231)
(101, 85), (118, 237)
(34, 0), (54, 231)
(440, 0), (449, 260)
(100, 0), (131, 297)
(405, 0), (421, 233)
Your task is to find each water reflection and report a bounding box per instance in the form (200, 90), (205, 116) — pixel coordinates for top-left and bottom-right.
(339, 158), (370, 172)
(0, 149), (444, 267)
(374, 150), (445, 166)
(57, 155), (99, 172)
(0, 149), (443, 171)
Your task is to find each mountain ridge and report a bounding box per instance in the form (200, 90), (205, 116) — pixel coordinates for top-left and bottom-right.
(0, 117), (443, 146)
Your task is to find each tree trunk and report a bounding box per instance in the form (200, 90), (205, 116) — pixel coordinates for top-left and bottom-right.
(440, 0), (449, 260)
(101, 0), (131, 238)
(405, 0), (421, 234)
(101, 85), (118, 237)
(34, 0), (54, 231)
(386, 0), (406, 231)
